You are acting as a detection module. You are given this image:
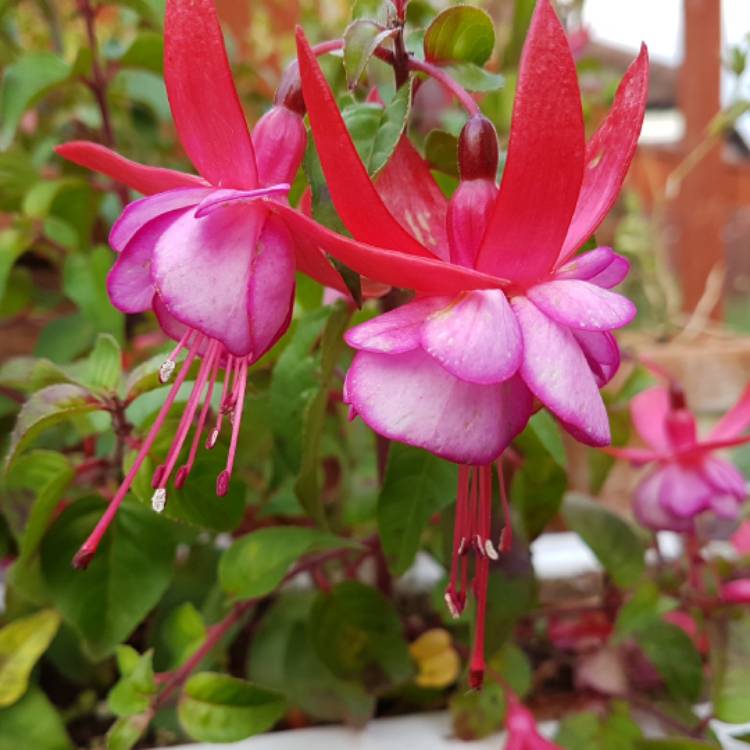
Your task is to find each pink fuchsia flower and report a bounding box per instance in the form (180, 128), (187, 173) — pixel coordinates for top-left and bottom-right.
(607, 384), (750, 533)
(56, 0), (345, 567)
(720, 579), (750, 605)
(504, 694), (562, 750)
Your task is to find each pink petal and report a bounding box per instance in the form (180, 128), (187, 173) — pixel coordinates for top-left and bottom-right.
(195, 185), (291, 218)
(513, 296), (609, 446)
(527, 279), (636, 331)
(630, 387), (671, 451)
(345, 349), (532, 464)
(251, 106), (307, 186)
(447, 179), (498, 268)
(152, 294), (214, 358)
(701, 456), (747, 500)
(709, 383), (750, 441)
(559, 45), (649, 263)
(660, 464), (711, 518)
(151, 204), (265, 357)
(602, 446), (659, 466)
(633, 468), (693, 532)
(345, 297), (449, 354)
(721, 579), (750, 604)
(588, 254), (630, 289)
(555, 246), (615, 280)
(109, 188), (211, 252)
(265, 202), (509, 296)
(55, 141), (207, 195)
(421, 290), (522, 384)
(295, 30), (435, 259)
(164, 0), (257, 188)
(475, 0), (584, 283)
(247, 216), (296, 357)
(107, 210), (188, 313)
(573, 330), (620, 387)
(375, 136), (450, 261)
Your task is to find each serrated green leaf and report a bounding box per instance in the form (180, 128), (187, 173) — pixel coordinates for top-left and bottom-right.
(178, 672), (285, 743)
(0, 52), (71, 149)
(219, 526), (357, 600)
(424, 6), (495, 66)
(4, 384), (102, 473)
(40, 497), (177, 659)
(83, 334), (122, 394)
(378, 443), (456, 575)
(0, 609), (60, 707)
(562, 493), (645, 587)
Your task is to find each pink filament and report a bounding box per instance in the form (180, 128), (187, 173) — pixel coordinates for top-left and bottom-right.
(217, 358), (248, 496)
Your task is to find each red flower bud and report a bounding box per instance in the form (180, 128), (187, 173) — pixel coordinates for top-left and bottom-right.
(457, 114), (498, 181)
(252, 105), (307, 185)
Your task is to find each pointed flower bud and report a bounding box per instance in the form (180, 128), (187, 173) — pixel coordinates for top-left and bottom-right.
(457, 114), (498, 181)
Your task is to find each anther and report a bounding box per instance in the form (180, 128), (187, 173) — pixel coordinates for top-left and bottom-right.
(484, 539), (499, 560)
(159, 359), (176, 384)
(206, 428), (219, 450)
(151, 488), (167, 513)
(216, 470), (230, 497)
(444, 591), (461, 619)
(174, 466), (189, 489)
(474, 534), (486, 556)
(457, 537), (468, 556)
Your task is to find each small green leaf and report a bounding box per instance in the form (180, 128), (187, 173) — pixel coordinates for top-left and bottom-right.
(158, 602), (206, 670)
(636, 621), (703, 702)
(442, 62), (504, 92)
(635, 741), (718, 750)
(106, 713), (151, 750)
(0, 609), (60, 707)
(309, 581), (414, 689)
(178, 672), (285, 743)
(711, 612), (750, 723)
(0, 228), (33, 302)
(0, 685), (73, 750)
(219, 526), (357, 600)
(424, 129), (459, 176)
(108, 647), (156, 718)
(83, 334), (122, 394)
(562, 493), (645, 587)
(527, 410), (566, 468)
(424, 6), (495, 66)
(343, 20), (397, 88)
(378, 443), (456, 575)
(489, 642), (532, 698)
(556, 702), (643, 750)
(4, 384), (103, 473)
(40, 497), (177, 659)
(450, 681), (505, 740)
(118, 31), (163, 73)
(614, 583), (676, 640)
(0, 52), (71, 149)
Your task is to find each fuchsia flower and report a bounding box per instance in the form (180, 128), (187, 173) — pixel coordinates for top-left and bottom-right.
(264, 0), (648, 685)
(56, 0), (344, 566)
(721, 579), (750, 605)
(504, 694), (562, 750)
(607, 384), (750, 532)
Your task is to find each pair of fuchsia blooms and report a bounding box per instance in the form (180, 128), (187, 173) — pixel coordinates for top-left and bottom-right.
(59, 0), (652, 689)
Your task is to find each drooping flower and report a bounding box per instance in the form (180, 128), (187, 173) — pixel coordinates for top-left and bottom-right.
(263, 0), (647, 685)
(56, 0), (344, 567)
(607, 383), (750, 533)
(504, 694), (562, 750)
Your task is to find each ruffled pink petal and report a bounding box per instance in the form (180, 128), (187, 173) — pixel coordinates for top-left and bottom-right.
(475, 0), (585, 283)
(660, 464), (711, 518)
(247, 216), (296, 357)
(421, 290), (523, 385)
(709, 383), (750, 442)
(701, 456), (747, 500)
(345, 348), (532, 464)
(107, 210), (188, 313)
(251, 106), (307, 186)
(55, 141), (207, 195)
(573, 330), (620, 387)
(512, 296), (609, 446)
(151, 204), (265, 357)
(630, 387), (671, 451)
(164, 0), (257, 188)
(527, 279), (636, 331)
(195, 185), (291, 218)
(587, 254), (630, 289)
(152, 294), (213, 357)
(555, 246), (615, 280)
(109, 188), (211, 252)
(633, 468), (693, 532)
(559, 45), (649, 263)
(345, 297), (449, 354)
(375, 136), (450, 261)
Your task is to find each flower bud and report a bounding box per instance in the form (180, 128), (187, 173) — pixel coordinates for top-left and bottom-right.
(274, 61), (306, 116)
(252, 105), (307, 185)
(457, 114), (498, 181)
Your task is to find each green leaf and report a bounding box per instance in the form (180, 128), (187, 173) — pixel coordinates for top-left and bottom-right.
(442, 62), (504, 92)
(106, 713), (151, 750)
(503, 0), (535, 67)
(82, 334), (122, 394)
(0, 609), (60, 707)
(614, 583), (676, 640)
(556, 702), (643, 750)
(108, 647), (156, 718)
(424, 6), (495, 66)
(219, 526), (356, 600)
(294, 302), (352, 524)
(0, 52), (71, 149)
(309, 581), (414, 690)
(158, 602), (206, 670)
(450, 681), (505, 740)
(118, 31), (163, 73)
(343, 20), (397, 88)
(424, 129), (459, 176)
(527, 410), (567, 468)
(0, 152), (37, 211)
(562, 493), (645, 587)
(488, 642), (532, 698)
(635, 741), (718, 750)
(636, 621), (703, 702)
(711, 612), (750, 723)
(4, 384), (102, 473)
(40, 497), (177, 659)
(0, 227), (33, 302)
(0, 685), (73, 750)
(178, 672), (285, 743)
(378, 443), (456, 575)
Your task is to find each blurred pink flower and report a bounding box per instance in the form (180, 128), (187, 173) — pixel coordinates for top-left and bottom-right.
(721, 579), (750, 605)
(504, 695), (562, 750)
